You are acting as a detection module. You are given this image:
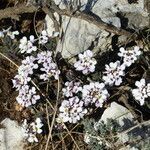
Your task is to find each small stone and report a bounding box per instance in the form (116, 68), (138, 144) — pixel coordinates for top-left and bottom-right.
(0, 118), (25, 150)
(100, 102), (134, 127)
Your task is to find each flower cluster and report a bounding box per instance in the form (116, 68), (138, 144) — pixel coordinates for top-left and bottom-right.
(58, 81), (109, 123)
(62, 81), (82, 97)
(118, 46), (141, 67)
(16, 85), (40, 107)
(37, 51), (60, 80)
(103, 61), (125, 86)
(58, 81), (86, 124)
(38, 30), (49, 44)
(132, 79), (150, 105)
(19, 30), (50, 54)
(13, 49), (61, 106)
(12, 56), (40, 107)
(103, 46), (141, 86)
(19, 35), (37, 53)
(82, 82), (109, 107)
(58, 96), (87, 123)
(74, 50), (97, 74)
(22, 118), (43, 143)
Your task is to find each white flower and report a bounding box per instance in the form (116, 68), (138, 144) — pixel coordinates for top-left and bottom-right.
(132, 79), (150, 106)
(27, 133), (38, 143)
(74, 50), (97, 74)
(12, 74), (31, 90)
(22, 118), (43, 143)
(38, 30), (49, 44)
(12, 56), (39, 106)
(102, 61), (125, 86)
(16, 85), (40, 107)
(31, 118), (43, 134)
(20, 56), (38, 75)
(134, 46), (141, 56)
(19, 36), (37, 53)
(58, 96), (87, 123)
(7, 30), (19, 39)
(29, 35), (35, 43)
(62, 81), (82, 97)
(37, 51), (60, 80)
(37, 51), (52, 64)
(13, 51), (60, 106)
(147, 83), (150, 97)
(39, 63), (60, 80)
(118, 46), (141, 67)
(82, 82), (109, 107)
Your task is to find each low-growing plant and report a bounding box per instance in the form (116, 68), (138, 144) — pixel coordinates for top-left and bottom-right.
(0, 25), (149, 149)
(83, 118), (121, 150)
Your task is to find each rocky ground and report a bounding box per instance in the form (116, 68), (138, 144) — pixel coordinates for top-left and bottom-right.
(0, 0), (149, 150)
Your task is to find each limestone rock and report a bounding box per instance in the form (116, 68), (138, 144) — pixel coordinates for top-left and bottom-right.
(45, 15), (55, 37)
(0, 129), (6, 150)
(56, 16), (105, 58)
(0, 118), (25, 150)
(45, 12), (60, 37)
(100, 102), (134, 126)
(92, 0), (149, 29)
(46, 0), (149, 59)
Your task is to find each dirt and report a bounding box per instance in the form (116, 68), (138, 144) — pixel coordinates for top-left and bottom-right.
(0, 58), (21, 122)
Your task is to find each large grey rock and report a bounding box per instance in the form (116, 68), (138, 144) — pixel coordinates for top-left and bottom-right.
(92, 0), (149, 29)
(0, 118), (25, 150)
(55, 16), (114, 58)
(47, 0), (149, 58)
(92, 0), (148, 16)
(56, 16), (112, 58)
(0, 129), (6, 150)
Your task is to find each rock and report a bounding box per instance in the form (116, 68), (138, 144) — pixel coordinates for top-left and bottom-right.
(45, 15), (55, 37)
(102, 17), (121, 28)
(56, 16), (111, 58)
(100, 102), (134, 126)
(125, 12), (149, 29)
(54, 0), (88, 10)
(99, 102), (150, 149)
(46, 0), (149, 59)
(92, 0), (148, 16)
(45, 12), (60, 37)
(100, 102), (134, 144)
(0, 129), (6, 150)
(0, 118), (25, 150)
(92, 0), (149, 29)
